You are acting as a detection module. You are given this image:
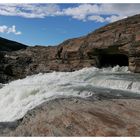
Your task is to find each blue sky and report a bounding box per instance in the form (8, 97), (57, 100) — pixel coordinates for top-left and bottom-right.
(0, 3), (140, 46)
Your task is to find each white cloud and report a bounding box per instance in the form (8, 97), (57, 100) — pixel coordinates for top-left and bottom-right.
(88, 15), (105, 22)
(62, 4), (140, 22)
(105, 15), (125, 23)
(62, 4), (99, 21)
(0, 25), (8, 33)
(87, 15), (125, 23)
(0, 25), (22, 35)
(0, 4), (61, 18)
(0, 4), (140, 23)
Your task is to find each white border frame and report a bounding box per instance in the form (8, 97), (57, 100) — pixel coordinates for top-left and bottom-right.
(0, 0), (140, 140)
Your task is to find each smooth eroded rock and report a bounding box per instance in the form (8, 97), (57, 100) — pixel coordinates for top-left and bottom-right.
(1, 98), (140, 136)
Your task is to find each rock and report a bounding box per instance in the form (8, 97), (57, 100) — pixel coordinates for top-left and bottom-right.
(1, 98), (140, 136)
(0, 14), (140, 83)
(0, 121), (20, 136)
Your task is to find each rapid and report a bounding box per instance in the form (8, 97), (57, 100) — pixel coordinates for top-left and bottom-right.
(0, 65), (140, 122)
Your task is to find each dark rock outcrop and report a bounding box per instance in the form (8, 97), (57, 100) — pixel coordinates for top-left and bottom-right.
(1, 98), (140, 136)
(0, 14), (140, 83)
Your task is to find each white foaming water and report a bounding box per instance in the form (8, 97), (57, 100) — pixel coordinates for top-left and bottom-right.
(0, 65), (140, 122)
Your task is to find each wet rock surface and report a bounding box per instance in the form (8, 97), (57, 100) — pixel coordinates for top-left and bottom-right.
(0, 14), (140, 83)
(1, 97), (140, 136)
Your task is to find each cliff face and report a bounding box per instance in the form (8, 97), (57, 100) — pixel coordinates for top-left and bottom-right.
(56, 14), (140, 72)
(0, 14), (140, 83)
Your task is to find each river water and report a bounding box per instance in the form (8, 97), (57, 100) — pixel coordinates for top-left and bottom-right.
(0, 65), (140, 122)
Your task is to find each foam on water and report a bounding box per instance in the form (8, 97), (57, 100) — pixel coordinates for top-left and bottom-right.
(0, 65), (140, 122)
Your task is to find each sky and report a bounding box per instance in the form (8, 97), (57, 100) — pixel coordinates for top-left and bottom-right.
(0, 3), (140, 46)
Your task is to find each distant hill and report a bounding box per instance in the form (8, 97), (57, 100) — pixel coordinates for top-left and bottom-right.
(0, 37), (28, 51)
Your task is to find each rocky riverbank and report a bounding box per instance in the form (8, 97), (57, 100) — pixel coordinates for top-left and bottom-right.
(0, 97), (140, 136)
